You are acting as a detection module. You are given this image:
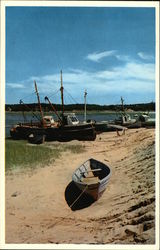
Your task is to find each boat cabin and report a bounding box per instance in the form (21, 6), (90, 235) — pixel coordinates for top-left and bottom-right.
(43, 116), (55, 126)
(61, 113), (80, 125)
(116, 113), (136, 125)
(138, 114), (149, 122)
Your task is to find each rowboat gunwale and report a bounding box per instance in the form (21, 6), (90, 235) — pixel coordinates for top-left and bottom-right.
(72, 158), (111, 188)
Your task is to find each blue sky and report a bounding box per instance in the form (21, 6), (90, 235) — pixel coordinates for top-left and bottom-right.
(6, 7), (155, 105)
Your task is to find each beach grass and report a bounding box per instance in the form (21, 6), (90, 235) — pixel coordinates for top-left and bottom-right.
(62, 144), (85, 154)
(5, 139), (85, 172)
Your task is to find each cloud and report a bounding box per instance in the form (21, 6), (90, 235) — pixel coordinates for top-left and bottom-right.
(86, 50), (132, 63)
(6, 59), (155, 104)
(137, 52), (154, 61)
(31, 61), (155, 100)
(86, 50), (151, 65)
(115, 54), (130, 62)
(6, 83), (25, 89)
(95, 61), (155, 82)
(86, 50), (116, 62)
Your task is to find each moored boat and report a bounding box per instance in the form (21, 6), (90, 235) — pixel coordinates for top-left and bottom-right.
(114, 113), (141, 128)
(10, 72), (96, 142)
(10, 114), (96, 142)
(114, 97), (141, 128)
(114, 97), (155, 129)
(137, 113), (155, 128)
(84, 93), (128, 134)
(72, 158), (111, 201)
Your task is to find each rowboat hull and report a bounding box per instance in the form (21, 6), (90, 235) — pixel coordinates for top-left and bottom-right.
(75, 178), (110, 200)
(72, 158), (111, 201)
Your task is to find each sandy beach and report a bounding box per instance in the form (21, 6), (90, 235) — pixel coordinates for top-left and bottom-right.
(6, 127), (155, 244)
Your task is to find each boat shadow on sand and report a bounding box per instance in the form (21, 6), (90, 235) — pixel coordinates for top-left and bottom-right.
(65, 181), (95, 211)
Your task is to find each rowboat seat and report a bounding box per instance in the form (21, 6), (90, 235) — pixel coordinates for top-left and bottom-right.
(81, 176), (99, 184)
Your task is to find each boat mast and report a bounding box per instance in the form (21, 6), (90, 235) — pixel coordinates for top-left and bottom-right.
(34, 80), (45, 127)
(121, 96), (125, 113)
(84, 90), (87, 122)
(60, 70), (64, 115)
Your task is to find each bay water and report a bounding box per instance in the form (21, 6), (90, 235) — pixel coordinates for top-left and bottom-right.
(5, 111), (155, 138)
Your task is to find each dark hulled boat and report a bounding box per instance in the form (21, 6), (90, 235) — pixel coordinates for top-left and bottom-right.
(10, 119), (96, 142)
(10, 72), (96, 142)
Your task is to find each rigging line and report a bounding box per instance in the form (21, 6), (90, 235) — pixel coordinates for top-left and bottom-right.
(20, 92), (36, 102)
(64, 92), (73, 105)
(19, 100), (42, 122)
(69, 185), (88, 209)
(47, 88), (60, 99)
(64, 89), (79, 104)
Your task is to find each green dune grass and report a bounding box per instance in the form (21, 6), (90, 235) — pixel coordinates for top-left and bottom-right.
(5, 140), (85, 172)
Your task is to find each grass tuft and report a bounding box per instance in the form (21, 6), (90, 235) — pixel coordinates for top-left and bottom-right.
(5, 139), (85, 172)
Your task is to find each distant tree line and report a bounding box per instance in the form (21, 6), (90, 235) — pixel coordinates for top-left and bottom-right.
(6, 102), (155, 112)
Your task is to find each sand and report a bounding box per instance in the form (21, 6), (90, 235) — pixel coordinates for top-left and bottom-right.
(5, 128), (155, 244)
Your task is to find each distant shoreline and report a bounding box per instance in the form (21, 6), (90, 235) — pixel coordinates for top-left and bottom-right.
(5, 110), (155, 115)
(5, 102), (155, 113)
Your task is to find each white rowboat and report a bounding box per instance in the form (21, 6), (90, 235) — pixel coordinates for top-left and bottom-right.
(72, 158), (111, 201)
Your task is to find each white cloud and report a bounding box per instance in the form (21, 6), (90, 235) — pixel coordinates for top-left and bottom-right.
(86, 50), (152, 65)
(115, 54), (130, 62)
(29, 61), (155, 99)
(7, 59), (155, 104)
(123, 62), (155, 81)
(95, 62), (155, 82)
(6, 83), (25, 89)
(137, 52), (154, 61)
(86, 50), (116, 62)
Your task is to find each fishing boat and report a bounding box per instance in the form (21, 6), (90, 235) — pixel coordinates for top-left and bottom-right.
(72, 158), (111, 201)
(114, 113), (141, 128)
(10, 115), (55, 140)
(137, 113), (155, 128)
(84, 91), (127, 133)
(10, 113), (96, 142)
(10, 71), (96, 142)
(114, 97), (141, 128)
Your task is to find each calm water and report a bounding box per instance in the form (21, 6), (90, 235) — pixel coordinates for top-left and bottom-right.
(5, 111), (155, 137)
